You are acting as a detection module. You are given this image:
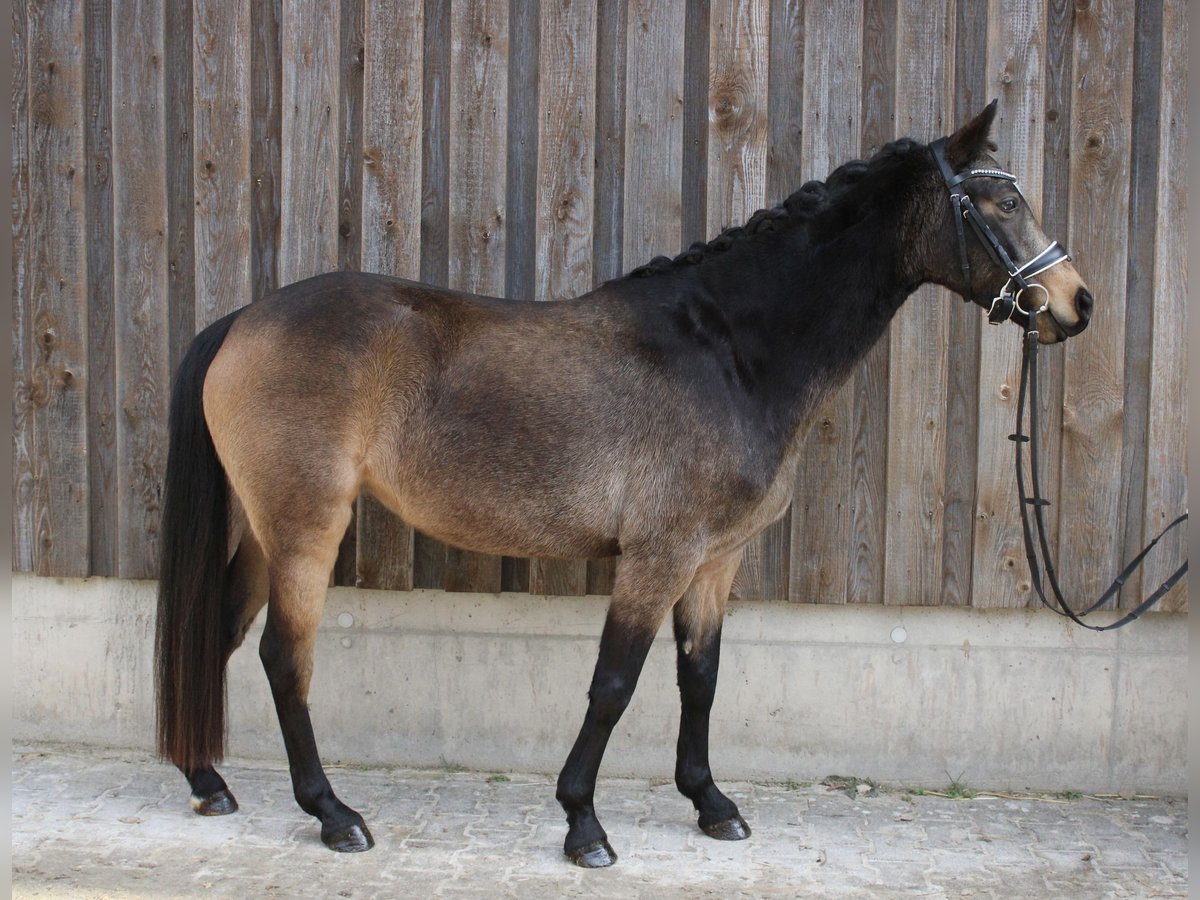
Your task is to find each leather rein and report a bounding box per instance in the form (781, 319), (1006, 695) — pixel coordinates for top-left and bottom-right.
(930, 139), (1188, 630)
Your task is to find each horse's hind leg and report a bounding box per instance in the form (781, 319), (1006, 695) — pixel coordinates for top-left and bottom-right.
(672, 552), (750, 840)
(187, 533), (270, 816)
(556, 549), (700, 867)
(257, 506), (373, 852)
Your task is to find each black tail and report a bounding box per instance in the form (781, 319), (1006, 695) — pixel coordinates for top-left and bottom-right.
(155, 309), (244, 773)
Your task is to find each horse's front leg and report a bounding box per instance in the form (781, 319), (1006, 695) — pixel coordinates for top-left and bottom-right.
(673, 552), (750, 840)
(556, 549), (699, 867)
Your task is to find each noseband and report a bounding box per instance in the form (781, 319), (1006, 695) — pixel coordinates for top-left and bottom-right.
(929, 138), (1071, 325)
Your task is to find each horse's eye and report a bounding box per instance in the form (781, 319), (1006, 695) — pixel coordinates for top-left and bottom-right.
(999, 197), (1019, 213)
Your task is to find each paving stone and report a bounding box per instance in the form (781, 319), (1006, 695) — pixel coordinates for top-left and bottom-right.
(11, 743), (1187, 898)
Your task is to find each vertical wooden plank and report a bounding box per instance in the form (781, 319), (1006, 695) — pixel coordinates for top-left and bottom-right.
(413, 0), (451, 590)
(333, 0), (365, 588)
(84, 0), (118, 576)
(22, 2), (91, 576)
(882, 0), (953, 606)
(680, 0), (710, 249)
(787, 0), (862, 606)
(586, 0), (628, 596)
(194, 0), (251, 327)
(12, 0), (34, 571)
(1140, 0), (1186, 612)
(250, 0), (281, 302)
(705, 0), (768, 241)
(846, 0), (894, 606)
(280, 0), (339, 283)
(1057, 0), (1133, 605)
(1116, 0), (1161, 606)
(940, 0), (987, 608)
(356, 0), (424, 592)
(970, 0), (1046, 609)
(1034, 0), (1071, 606)
(528, 0), (594, 598)
(444, 0), (508, 593)
(623, 0), (684, 270)
(500, 0), (538, 595)
(165, 0), (195, 376)
(592, 0), (627, 282)
(111, 0), (169, 579)
(708, 0), (772, 602)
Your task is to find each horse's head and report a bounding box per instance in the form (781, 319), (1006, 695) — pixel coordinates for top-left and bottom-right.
(928, 101), (1091, 343)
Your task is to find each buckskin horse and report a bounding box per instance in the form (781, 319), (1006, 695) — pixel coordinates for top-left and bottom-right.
(156, 102), (1091, 865)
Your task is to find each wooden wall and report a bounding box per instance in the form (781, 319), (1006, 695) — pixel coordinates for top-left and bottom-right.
(12, 0), (1187, 613)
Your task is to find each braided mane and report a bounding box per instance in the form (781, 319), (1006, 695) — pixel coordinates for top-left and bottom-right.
(627, 137), (923, 279)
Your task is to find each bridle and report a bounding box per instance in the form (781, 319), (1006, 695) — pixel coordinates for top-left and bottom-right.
(930, 137), (1188, 630)
(929, 137), (1071, 325)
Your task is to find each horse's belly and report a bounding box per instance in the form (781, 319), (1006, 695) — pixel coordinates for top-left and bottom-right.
(363, 472), (622, 561)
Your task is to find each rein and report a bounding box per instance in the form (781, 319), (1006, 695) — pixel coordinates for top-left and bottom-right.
(1012, 330), (1188, 630)
(929, 138), (1189, 629)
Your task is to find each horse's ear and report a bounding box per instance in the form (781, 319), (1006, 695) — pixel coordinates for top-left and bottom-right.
(944, 99), (999, 168)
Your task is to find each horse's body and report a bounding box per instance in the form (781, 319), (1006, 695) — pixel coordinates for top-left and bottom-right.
(156, 103), (1092, 865)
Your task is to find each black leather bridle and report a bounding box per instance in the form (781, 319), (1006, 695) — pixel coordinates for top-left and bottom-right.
(931, 138), (1188, 629)
(930, 137), (1071, 325)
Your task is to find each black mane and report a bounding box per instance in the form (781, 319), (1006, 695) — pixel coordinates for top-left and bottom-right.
(625, 137), (924, 279)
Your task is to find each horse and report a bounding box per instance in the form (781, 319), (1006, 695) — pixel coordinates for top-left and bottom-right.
(155, 101), (1091, 866)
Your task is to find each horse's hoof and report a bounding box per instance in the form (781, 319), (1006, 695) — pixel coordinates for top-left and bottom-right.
(701, 814), (751, 841)
(566, 838), (618, 868)
(190, 789), (238, 817)
(322, 822), (375, 853)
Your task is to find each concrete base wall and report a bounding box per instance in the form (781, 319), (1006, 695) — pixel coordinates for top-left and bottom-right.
(12, 574), (1187, 794)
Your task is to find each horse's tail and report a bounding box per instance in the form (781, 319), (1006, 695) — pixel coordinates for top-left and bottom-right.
(155, 308), (244, 773)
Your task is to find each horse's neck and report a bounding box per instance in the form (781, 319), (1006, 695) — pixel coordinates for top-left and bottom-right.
(701, 215), (916, 434)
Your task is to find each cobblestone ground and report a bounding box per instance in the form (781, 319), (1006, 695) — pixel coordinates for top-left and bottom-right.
(12, 744), (1187, 898)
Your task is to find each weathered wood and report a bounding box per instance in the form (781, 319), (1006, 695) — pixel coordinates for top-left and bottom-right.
(1058, 0), (1134, 607)
(498, 0), (539, 595)
(528, 0), (594, 598)
(707, 0), (771, 601)
(787, 0), (862, 606)
(413, 0), (452, 591)
(194, 0), (251, 327)
(165, 0), (195, 376)
(331, 0), (365, 588)
(444, 0), (509, 593)
(1140, 0), (1187, 612)
(1116, 0), (1161, 607)
(846, 0), (894, 606)
(111, 0), (170, 580)
(355, 0), (424, 592)
(1033, 0), (1072, 607)
(583, 0), (629, 596)
(280, 0), (339, 283)
(13, 0), (34, 572)
(680, 0), (710, 248)
(623, 0), (684, 268)
(970, 0), (1046, 609)
(84, 0), (118, 576)
(940, 0), (988, 608)
(883, 0), (952, 606)
(9, 2), (1189, 622)
(250, 0), (282, 302)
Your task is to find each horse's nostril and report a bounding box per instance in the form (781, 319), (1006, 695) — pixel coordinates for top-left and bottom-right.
(1075, 288), (1094, 321)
